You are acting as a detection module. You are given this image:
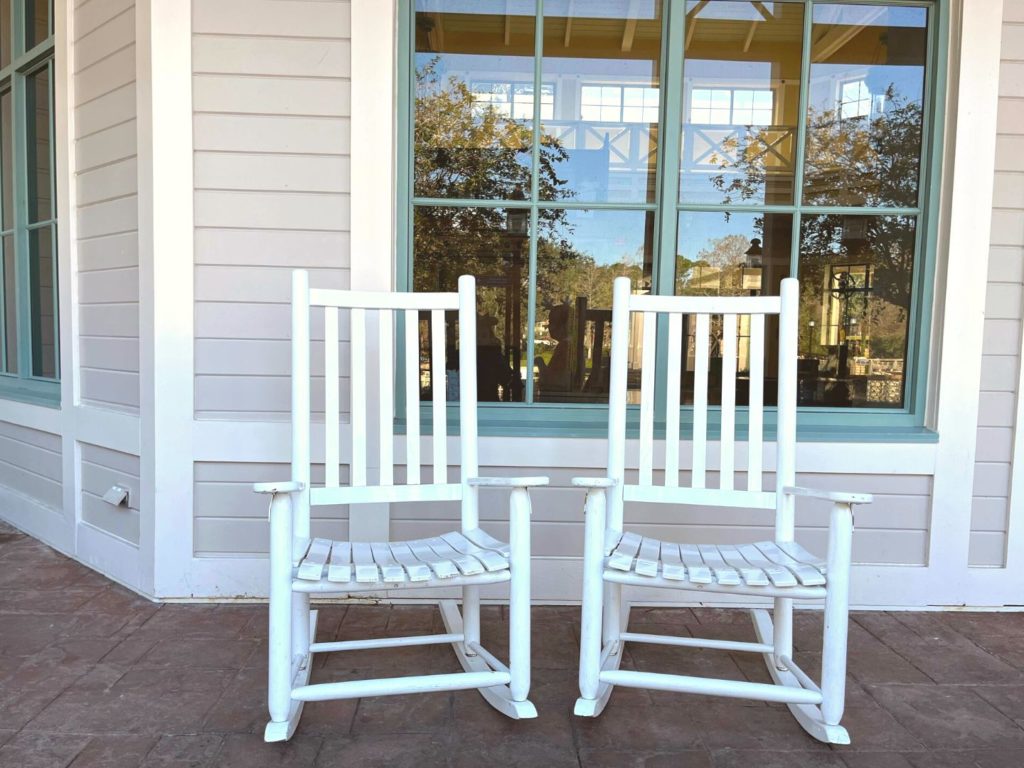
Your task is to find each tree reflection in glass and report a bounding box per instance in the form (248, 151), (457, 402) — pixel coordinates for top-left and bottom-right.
(803, 5), (928, 207)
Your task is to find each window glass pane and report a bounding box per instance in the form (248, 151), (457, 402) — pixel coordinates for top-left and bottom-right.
(414, 0), (537, 200)
(535, 208), (654, 403)
(798, 215), (915, 408)
(29, 225), (55, 378)
(2, 233), (15, 373)
(0, 1), (10, 68)
(25, 0), (51, 51)
(1, 89), (12, 230)
(27, 65), (52, 223)
(541, 0), (663, 204)
(804, 5), (927, 207)
(674, 211), (792, 405)
(680, 0), (804, 205)
(413, 206), (529, 402)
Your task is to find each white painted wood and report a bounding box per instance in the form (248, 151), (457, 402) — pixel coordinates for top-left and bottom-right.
(349, 307), (367, 487)
(748, 313), (765, 492)
(575, 277), (868, 742)
(638, 313), (656, 486)
(327, 541), (352, 583)
(405, 309), (421, 485)
(324, 306), (340, 488)
(720, 313), (737, 490)
(258, 272), (540, 738)
(431, 309), (447, 484)
(692, 313), (710, 489)
(664, 313), (682, 487)
(378, 309), (395, 486)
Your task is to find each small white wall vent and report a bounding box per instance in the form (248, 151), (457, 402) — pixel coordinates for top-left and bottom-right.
(102, 485), (131, 507)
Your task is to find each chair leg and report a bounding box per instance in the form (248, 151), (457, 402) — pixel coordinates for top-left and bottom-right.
(462, 585), (480, 657)
(577, 487), (618, 716)
(508, 488), (531, 703)
(821, 503), (854, 726)
(773, 596), (793, 670)
(293, 593), (310, 661)
(266, 493), (298, 742)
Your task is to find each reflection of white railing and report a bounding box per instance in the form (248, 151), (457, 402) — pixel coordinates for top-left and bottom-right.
(542, 120), (657, 168)
(682, 124), (796, 173)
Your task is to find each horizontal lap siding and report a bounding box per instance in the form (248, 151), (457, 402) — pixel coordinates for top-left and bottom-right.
(192, 0), (352, 422)
(0, 422), (62, 510)
(193, 462), (349, 555)
(80, 443), (140, 545)
(970, 5), (1024, 567)
(390, 467), (932, 567)
(74, 0), (140, 412)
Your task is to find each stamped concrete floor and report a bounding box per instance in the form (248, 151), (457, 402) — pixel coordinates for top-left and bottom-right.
(2, 522), (1024, 767)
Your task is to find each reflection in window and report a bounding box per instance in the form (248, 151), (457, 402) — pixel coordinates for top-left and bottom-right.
(798, 216), (916, 408)
(690, 88), (773, 126)
(804, 4), (927, 207)
(679, 0), (804, 206)
(839, 79), (872, 120)
(675, 212), (792, 406)
(413, 206), (531, 403)
(535, 210), (654, 403)
(406, 0), (937, 417)
(471, 81), (554, 121)
(581, 85), (660, 124)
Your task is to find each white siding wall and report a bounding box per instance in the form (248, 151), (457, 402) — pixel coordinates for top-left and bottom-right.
(80, 443), (140, 544)
(0, 421), (62, 510)
(970, 1), (1024, 567)
(74, 0), (140, 412)
(192, 0), (352, 421)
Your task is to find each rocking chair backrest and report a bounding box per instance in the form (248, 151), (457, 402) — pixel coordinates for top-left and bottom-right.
(289, 271), (480, 544)
(606, 276), (799, 542)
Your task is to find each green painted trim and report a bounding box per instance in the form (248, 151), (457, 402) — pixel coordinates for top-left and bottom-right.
(0, 2), (58, 400)
(395, 0), (946, 438)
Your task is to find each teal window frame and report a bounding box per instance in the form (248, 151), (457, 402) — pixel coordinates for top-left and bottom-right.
(397, 0), (948, 441)
(0, 0), (58, 406)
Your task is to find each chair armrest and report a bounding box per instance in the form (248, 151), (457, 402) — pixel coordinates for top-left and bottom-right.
(467, 476), (549, 488)
(783, 486), (872, 505)
(253, 480), (305, 495)
(571, 477), (618, 489)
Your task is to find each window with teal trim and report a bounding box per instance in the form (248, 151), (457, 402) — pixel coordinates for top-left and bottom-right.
(401, 0), (941, 431)
(0, 0), (58, 404)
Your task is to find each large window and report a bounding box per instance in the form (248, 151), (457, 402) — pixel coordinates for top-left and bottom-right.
(0, 1), (58, 404)
(402, 0), (940, 430)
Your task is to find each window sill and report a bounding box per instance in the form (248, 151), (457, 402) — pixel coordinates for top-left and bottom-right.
(0, 378), (61, 408)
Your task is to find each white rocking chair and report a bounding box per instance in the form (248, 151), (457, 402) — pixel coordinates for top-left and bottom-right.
(574, 277), (872, 745)
(257, 272), (545, 742)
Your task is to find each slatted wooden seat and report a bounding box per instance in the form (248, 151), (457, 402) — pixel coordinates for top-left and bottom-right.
(574, 277), (873, 746)
(604, 535), (827, 588)
(256, 273), (545, 742)
(294, 530), (511, 585)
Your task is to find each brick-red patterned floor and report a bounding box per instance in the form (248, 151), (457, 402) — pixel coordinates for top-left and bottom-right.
(2, 520), (1024, 767)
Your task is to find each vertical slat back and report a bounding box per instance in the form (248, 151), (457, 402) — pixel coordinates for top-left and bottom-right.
(606, 277), (633, 532)
(458, 275), (480, 530)
(291, 271), (311, 543)
(404, 309), (421, 485)
(324, 306), (340, 488)
(776, 278), (799, 540)
(350, 307), (367, 487)
(637, 312), (657, 486)
(719, 313), (737, 491)
(663, 312), (682, 488)
(692, 313), (710, 489)
(747, 313), (765, 493)
(430, 308), (448, 484)
(378, 309), (394, 486)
